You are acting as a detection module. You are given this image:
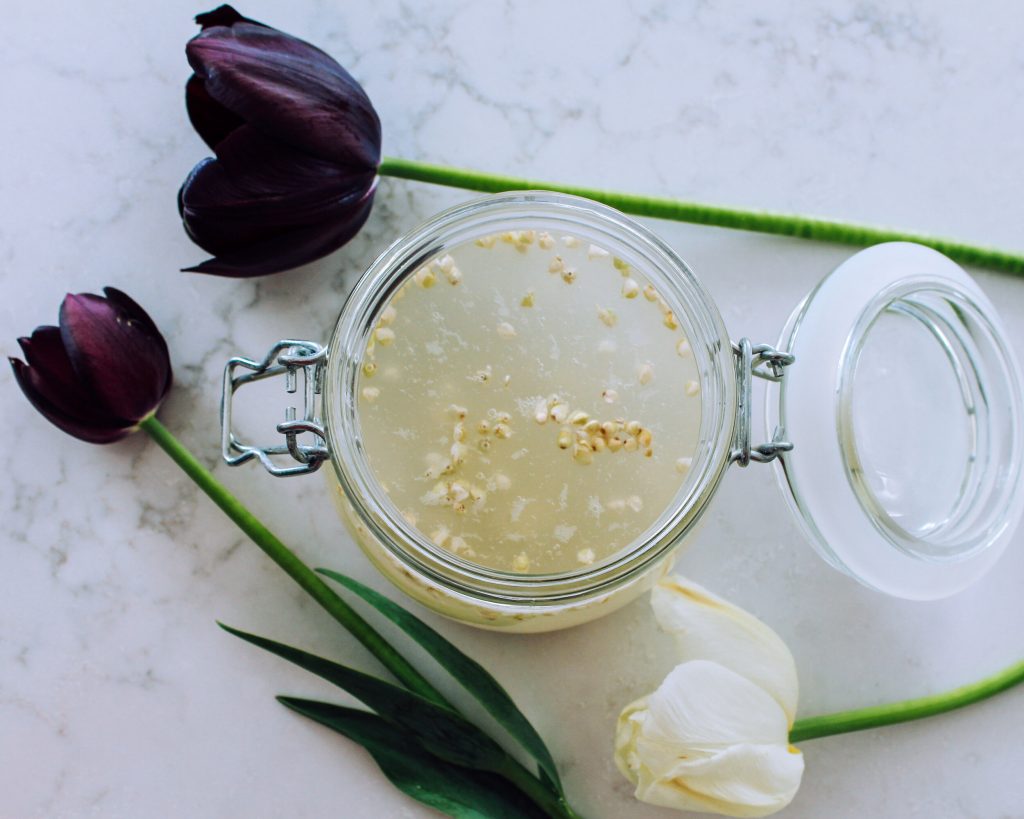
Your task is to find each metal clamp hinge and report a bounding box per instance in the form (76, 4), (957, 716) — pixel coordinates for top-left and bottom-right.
(730, 338), (795, 466)
(221, 340), (329, 477)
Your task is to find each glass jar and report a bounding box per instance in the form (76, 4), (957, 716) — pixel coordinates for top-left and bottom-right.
(221, 192), (1024, 632)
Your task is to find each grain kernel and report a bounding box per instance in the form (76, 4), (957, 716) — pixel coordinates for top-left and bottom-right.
(638, 363), (654, 385)
(534, 399), (549, 425)
(577, 548), (596, 565)
(550, 402), (570, 423)
(598, 307), (617, 327)
(414, 267), (436, 288)
(549, 256), (565, 274)
(445, 266), (463, 285)
(430, 526), (450, 547)
(496, 322), (517, 339)
(676, 339), (691, 357)
(561, 267), (577, 284)
(375, 327), (395, 346)
(521, 290), (535, 308)
(572, 442), (594, 465)
(588, 244), (610, 260)
(643, 284), (658, 301)
(602, 389), (619, 404)
(621, 278), (640, 299)
(538, 231), (555, 249)
(685, 380), (700, 396)
(362, 386), (380, 402)
(675, 457), (693, 474)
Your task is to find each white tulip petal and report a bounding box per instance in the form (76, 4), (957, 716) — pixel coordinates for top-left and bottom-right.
(642, 662), (790, 755)
(637, 742), (804, 818)
(652, 576), (799, 725)
(615, 661), (802, 817)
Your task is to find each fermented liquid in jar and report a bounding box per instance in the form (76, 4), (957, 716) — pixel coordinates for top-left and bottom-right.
(355, 230), (702, 576)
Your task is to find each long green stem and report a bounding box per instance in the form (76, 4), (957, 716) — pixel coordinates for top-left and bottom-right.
(378, 156), (1024, 276)
(789, 659), (1024, 743)
(139, 415), (450, 709)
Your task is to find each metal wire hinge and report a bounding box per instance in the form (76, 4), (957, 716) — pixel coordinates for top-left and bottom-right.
(221, 340), (329, 477)
(731, 338), (795, 466)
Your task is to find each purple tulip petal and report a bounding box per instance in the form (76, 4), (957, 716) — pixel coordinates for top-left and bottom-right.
(10, 357), (131, 444)
(195, 5), (254, 29)
(16, 327), (128, 426)
(184, 186), (375, 277)
(101, 287), (173, 397)
(59, 293), (172, 422)
(186, 17), (380, 170)
(181, 125), (376, 227)
(178, 124), (376, 271)
(186, 74), (246, 150)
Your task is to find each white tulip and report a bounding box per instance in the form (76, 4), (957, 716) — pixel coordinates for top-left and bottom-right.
(615, 576), (804, 817)
(651, 576), (799, 724)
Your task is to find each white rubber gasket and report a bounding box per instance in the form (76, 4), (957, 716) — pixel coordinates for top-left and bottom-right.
(765, 242), (1024, 600)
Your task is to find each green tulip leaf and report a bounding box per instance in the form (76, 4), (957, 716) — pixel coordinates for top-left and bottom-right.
(220, 623), (519, 775)
(278, 697), (547, 819)
(317, 569), (564, 796)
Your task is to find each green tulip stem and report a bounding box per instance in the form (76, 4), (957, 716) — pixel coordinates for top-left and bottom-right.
(789, 659), (1024, 743)
(138, 415), (451, 710)
(376, 156), (1024, 276)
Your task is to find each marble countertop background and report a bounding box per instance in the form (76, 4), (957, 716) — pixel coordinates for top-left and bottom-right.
(3, 1), (1023, 817)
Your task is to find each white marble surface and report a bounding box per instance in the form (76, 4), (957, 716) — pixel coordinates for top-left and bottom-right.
(3, 1), (1023, 817)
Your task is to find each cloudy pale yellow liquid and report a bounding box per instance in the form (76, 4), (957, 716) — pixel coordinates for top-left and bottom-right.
(355, 231), (701, 575)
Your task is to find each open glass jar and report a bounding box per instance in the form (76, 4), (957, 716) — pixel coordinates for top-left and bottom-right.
(222, 192), (1024, 632)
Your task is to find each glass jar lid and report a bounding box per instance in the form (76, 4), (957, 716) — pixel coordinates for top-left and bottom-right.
(766, 242), (1024, 599)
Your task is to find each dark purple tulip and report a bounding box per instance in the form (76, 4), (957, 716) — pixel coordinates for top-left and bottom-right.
(9, 288), (172, 444)
(179, 5), (382, 277)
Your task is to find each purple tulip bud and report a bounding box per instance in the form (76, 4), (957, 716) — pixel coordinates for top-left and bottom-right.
(179, 5), (382, 277)
(9, 288), (173, 444)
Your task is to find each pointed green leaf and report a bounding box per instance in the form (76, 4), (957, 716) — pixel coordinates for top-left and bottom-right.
(317, 569), (564, 796)
(278, 697), (547, 819)
(220, 623), (513, 774)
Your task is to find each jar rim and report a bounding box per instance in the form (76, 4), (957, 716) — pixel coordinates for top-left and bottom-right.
(323, 191), (736, 606)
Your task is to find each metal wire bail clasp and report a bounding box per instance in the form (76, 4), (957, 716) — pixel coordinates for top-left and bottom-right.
(221, 340), (329, 477)
(731, 338), (795, 466)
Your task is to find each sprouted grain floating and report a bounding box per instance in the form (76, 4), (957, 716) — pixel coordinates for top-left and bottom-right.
(356, 231), (702, 574)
